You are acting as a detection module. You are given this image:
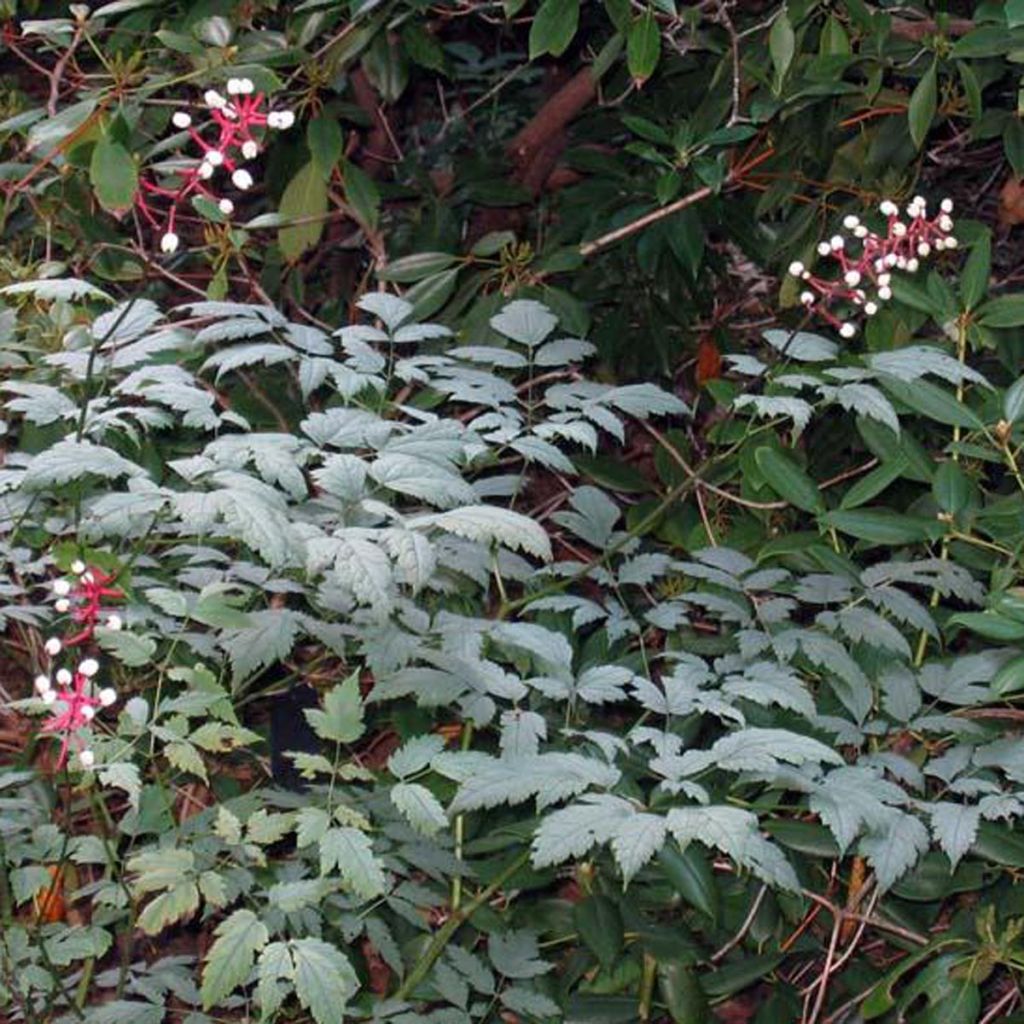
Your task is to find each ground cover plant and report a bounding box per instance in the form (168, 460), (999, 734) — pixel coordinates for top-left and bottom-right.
(5, 2), (1024, 1023)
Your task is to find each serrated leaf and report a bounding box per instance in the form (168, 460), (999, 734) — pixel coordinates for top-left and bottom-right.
(320, 827), (387, 898)
(610, 812), (667, 885)
(291, 938), (359, 1024)
(411, 505), (552, 561)
(930, 802), (980, 869)
(859, 813), (930, 890)
(304, 674), (365, 744)
(23, 439), (145, 488)
(221, 609), (301, 682)
(490, 300), (558, 347)
(489, 930), (552, 979)
(137, 881), (199, 935)
(201, 909), (269, 1008)
(391, 781), (449, 836)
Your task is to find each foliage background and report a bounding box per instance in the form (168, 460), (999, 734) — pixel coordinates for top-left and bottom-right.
(5, 1), (1024, 1023)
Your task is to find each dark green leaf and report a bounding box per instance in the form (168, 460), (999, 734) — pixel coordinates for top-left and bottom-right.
(90, 136), (137, 214)
(991, 653), (1024, 696)
(377, 252), (458, 284)
(278, 162), (329, 262)
(627, 11), (660, 85)
(573, 895), (623, 968)
(755, 447), (823, 512)
(1005, 116), (1024, 178)
(822, 509), (936, 545)
(977, 294), (1024, 328)
(950, 25), (1013, 58)
(406, 268), (459, 320)
(947, 611), (1024, 642)
(658, 844), (719, 922)
(769, 12), (795, 94)
(908, 60), (937, 150)
(342, 158), (380, 232)
(307, 115), (344, 176)
(701, 954), (783, 999)
(658, 963), (709, 1023)
(529, 0), (580, 59)
(959, 230), (990, 310)
(932, 461), (972, 515)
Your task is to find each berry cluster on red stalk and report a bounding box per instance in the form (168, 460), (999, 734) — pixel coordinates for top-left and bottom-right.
(136, 77), (296, 255)
(787, 197), (957, 339)
(33, 560), (124, 770)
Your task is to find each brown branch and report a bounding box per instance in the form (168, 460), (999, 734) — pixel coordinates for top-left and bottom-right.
(889, 16), (974, 42)
(508, 67), (598, 179)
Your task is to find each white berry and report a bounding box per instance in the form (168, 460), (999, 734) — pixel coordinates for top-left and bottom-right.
(160, 232), (179, 254)
(44, 637), (61, 656)
(78, 749), (95, 769)
(172, 111), (192, 129)
(232, 169), (253, 190)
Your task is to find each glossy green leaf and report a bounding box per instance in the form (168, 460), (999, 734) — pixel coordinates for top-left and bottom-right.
(342, 157), (380, 232)
(769, 12), (795, 94)
(658, 963), (709, 1023)
(908, 60), (937, 149)
(822, 509), (936, 546)
(977, 294), (1024, 328)
(947, 611), (1024, 641)
(658, 843), (719, 922)
(755, 446), (823, 512)
(278, 161), (329, 262)
(377, 252), (458, 283)
(990, 653), (1024, 696)
(627, 11), (660, 85)
(959, 230), (990, 310)
(932, 461), (972, 515)
(307, 115), (344, 176)
(573, 895), (624, 968)
(90, 136), (137, 214)
(529, 0), (580, 59)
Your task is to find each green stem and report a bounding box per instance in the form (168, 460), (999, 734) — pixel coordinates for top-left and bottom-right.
(914, 314), (968, 666)
(395, 850), (530, 1001)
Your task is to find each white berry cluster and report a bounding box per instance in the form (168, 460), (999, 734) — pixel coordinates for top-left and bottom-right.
(138, 77), (297, 255)
(787, 197), (956, 339)
(31, 561), (126, 771)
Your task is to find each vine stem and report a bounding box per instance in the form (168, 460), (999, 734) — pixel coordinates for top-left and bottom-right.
(394, 850), (530, 1001)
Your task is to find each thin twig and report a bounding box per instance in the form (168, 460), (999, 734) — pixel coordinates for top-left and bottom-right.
(47, 21), (86, 117)
(711, 883), (767, 962)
